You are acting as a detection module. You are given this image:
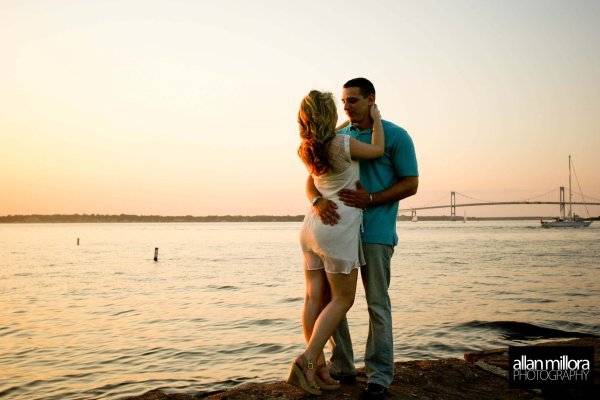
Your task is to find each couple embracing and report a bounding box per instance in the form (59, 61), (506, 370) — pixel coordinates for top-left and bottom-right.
(287, 78), (419, 399)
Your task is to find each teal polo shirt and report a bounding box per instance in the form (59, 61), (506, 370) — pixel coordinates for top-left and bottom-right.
(338, 120), (418, 246)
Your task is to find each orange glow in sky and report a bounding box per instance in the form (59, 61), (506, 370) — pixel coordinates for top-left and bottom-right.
(1, 1), (599, 217)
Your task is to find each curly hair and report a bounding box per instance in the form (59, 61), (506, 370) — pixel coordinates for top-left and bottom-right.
(297, 90), (337, 176)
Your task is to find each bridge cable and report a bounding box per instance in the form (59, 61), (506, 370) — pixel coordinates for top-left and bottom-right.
(420, 193), (451, 208)
(573, 191), (600, 202)
(458, 189), (560, 204)
(520, 188), (559, 202)
(455, 192), (495, 203)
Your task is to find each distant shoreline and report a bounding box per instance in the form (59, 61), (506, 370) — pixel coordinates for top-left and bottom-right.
(1, 214), (591, 223)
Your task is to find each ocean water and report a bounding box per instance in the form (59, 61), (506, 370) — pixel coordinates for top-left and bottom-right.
(0, 221), (598, 399)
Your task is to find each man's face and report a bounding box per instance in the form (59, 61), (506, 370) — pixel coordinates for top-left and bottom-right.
(342, 87), (373, 125)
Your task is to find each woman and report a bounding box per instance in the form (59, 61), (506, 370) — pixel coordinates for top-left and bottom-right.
(287, 90), (384, 395)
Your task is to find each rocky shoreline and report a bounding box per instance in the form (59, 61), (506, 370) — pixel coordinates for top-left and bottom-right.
(125, 338), (598, 400)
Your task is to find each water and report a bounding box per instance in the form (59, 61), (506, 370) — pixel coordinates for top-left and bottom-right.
(1, 221), (598, 399)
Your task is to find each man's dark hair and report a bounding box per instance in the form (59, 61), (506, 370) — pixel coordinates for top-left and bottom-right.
(343, 77), (376, 98)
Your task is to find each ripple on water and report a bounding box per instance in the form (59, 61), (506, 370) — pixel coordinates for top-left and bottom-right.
(514, 297), (556, 303)
(249, 318), (287, 327)
(564, 292), (590, 297)
(112, 309), (137, 317)
(206, 284), (238, 291)
(282, 296), (303, 303)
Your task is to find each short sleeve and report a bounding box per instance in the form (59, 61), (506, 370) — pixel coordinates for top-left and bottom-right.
(343, 134), (351, 162)
(325, 134), (352, 173)
(391, 130), (418, 177)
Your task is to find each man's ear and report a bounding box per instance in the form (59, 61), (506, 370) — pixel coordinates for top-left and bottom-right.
(367, 94), (375, 105)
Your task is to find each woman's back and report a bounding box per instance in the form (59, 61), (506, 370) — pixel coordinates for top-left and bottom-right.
(312, 134), (359, 199)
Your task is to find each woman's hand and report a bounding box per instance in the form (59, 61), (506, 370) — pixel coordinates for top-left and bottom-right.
(314, 198), (340, 226)
(370, 103), (381, 122)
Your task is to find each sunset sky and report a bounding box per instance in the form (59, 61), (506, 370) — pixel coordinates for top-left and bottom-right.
(1, 0), (599, 217)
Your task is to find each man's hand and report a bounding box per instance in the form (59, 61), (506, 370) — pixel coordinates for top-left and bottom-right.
(314, 198), (340, 225)
(339, 181), (370, 209)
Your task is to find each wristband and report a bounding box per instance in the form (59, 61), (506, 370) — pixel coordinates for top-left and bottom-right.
(369, 193), (373, 206)
(311, 196), (322, 206)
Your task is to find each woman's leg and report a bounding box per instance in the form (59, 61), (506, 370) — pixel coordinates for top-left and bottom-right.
(306, 280), (334, 381)
(302, 269), (329, 345)
(296, 268), (328, 384)
(303, 269), (358, 364)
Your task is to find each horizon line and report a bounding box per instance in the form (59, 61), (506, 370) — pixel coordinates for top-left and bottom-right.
(2, 213), (596, 222)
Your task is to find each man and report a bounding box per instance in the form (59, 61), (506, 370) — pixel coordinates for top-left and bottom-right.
(306, 77), (418, 399)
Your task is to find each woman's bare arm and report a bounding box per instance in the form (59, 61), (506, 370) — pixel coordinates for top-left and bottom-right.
(349, 104), (385, 160)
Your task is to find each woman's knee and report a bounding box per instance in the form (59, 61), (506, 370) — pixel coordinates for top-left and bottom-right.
(305, 288), (325, 305)
(335, 291), (355, 311)
(305, 286), (329, 307)
(327, 270), (358, 311)
(305, 270), (327, 302)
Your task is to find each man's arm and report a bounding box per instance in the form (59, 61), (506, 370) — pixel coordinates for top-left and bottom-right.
(338, 177), (418, 209)
(306, 175), (340, 225)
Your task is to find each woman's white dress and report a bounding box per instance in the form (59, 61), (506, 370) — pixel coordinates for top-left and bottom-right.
(300, 134), (365, 274)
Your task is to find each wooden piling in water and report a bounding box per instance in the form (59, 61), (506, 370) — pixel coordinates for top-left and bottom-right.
(77, 238), (80, 246)
(154, 247), (158, 262)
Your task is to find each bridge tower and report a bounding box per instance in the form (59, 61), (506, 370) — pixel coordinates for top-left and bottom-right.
(559, 186), (565, 219)
(451, 191), (456, 221)
(411, 209), (417, 222)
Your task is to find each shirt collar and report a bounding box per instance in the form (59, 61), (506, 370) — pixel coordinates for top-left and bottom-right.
(348, 124), (373, 135)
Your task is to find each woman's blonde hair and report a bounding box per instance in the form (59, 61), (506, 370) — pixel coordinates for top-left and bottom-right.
(297, 90), (337, 176)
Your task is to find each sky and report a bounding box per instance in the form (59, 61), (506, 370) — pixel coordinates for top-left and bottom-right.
(1, 0), (599, 217)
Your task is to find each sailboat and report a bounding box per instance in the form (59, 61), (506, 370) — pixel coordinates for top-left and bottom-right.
(541, 156), (592, 228)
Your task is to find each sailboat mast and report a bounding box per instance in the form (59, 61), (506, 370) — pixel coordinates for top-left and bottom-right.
(568, 155), (572, 220)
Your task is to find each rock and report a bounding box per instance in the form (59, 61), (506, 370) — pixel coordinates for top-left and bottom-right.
(124, 338), (600, 400)
(125, 359), (542, 400)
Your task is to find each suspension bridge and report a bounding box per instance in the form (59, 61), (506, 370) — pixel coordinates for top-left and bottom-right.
(399, 187), (600, 219)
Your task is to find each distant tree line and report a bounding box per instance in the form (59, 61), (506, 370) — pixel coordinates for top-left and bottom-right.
(0, 214), (571, 223)
(0, 214), (305, 223)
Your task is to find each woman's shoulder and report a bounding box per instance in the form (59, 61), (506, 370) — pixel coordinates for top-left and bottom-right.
(326, 134), (351, 165)
(329, 133), (349, 149)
